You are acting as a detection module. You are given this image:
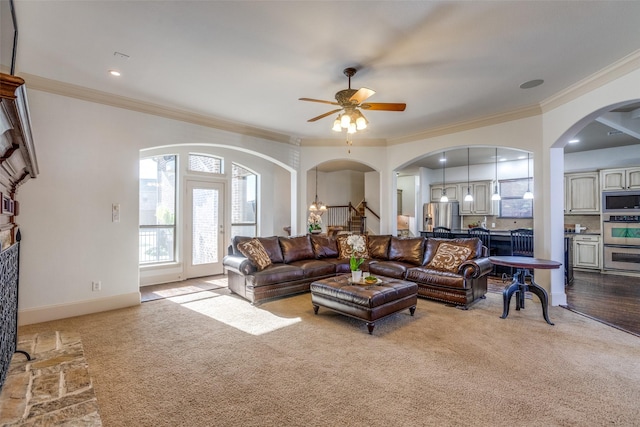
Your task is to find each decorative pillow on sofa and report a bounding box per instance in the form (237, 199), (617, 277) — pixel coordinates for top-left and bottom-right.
(426, 242), (473, 273)
(310, 234), (339, 259)
(367, 235), (391, 260)
(256, 236), (284, 264)
(336, 234), (369, 260)
(279, 235), (315, 263)
(237, 238), (272, 271)
(388, 237), (424, 265)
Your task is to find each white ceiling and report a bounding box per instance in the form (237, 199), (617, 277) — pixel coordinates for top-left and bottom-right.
(3, 1), (640, 155)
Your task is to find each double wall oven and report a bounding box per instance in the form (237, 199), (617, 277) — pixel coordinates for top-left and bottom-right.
(602, 214), (640, 273)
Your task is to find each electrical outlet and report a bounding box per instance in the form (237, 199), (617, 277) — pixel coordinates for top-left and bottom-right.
(491, 223), (496, 228)
(92, 281), (102, 291)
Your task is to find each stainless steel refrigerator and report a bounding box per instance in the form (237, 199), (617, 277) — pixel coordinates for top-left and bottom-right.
(423, 202), (461, 232)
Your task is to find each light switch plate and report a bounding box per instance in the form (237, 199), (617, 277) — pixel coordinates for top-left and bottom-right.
(112, 203), (120, 222)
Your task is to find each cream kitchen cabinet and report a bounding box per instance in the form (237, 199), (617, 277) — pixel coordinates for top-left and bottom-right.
(430, 184), (459, 202)
(600, 167), (640, 191)
(573, 234), (601, 270)
(565, 172), (600, 214)
(459, 181), (493, 215)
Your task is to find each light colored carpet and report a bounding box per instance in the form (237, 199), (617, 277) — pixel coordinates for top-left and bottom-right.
(15, 287), (640, 427)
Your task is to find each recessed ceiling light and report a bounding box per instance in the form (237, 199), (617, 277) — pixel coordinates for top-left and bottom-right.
(520, 79), (544, 89)
(568, 139), (579, 144)
(499, 158), (507, 162)
(517, 155), (526, 159)
(108, 70), (121, 77)
(439, 158), (446, 162)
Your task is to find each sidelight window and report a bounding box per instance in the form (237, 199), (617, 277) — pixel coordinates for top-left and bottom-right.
(231, 163), (257, 238)
(139, 155), (177, 264)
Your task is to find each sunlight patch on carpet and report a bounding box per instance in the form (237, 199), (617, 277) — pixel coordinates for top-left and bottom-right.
(168, 291), (301, 335)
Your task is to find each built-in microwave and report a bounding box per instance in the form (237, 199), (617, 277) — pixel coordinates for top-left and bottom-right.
(602, 191), (640, 213)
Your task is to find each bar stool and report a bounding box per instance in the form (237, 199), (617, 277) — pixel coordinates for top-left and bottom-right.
(432, 227), (453, 239)
(469, 227), (496, 274)
(509, 228), (534, 278)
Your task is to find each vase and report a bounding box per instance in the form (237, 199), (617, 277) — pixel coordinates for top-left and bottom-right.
(351, 270), (362, 283)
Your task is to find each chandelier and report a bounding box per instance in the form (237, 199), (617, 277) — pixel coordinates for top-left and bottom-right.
(309, 167), (327, 213)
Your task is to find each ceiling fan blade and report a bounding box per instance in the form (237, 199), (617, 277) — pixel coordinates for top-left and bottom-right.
(299, 97), (340, 106)
(307, 108), (343, 122)
(350, 87), (375, 104)
(360, 102), (406, 111)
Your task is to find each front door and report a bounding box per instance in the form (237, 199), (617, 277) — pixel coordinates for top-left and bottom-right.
(185, 180), (225, 278)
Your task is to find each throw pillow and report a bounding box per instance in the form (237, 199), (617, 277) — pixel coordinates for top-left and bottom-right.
(388, 236), (424, 265)
(367, 235), (391, 260)
(310, 234), (339, 259)
(279, 235), (315, 263)
(426, 242), (473, 273)
(237, 238), (272, 271)
(336, 234), (369, 260)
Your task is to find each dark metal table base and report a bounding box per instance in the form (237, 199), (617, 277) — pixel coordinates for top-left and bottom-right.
(501, 268), (554, 325)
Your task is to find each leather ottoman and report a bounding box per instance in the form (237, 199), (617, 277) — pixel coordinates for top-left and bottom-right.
(310, 274), (418, 334)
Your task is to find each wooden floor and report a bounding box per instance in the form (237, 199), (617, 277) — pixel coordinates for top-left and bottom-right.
(564, 270), (640, 337)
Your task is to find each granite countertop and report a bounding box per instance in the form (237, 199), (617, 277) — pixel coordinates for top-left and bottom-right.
(422, 229), (601, 236)
(565, 231), (601, 236)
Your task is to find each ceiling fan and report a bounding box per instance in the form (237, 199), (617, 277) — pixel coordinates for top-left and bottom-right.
(299, 67), (406, 133)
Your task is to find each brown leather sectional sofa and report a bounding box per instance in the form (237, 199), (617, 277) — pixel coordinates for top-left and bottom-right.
(222, 234), (493, 308)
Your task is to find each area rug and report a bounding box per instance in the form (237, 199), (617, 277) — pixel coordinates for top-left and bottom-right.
(0, 331), (102, 426)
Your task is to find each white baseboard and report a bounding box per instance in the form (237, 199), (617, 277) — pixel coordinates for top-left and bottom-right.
(18, 292), (141, 326)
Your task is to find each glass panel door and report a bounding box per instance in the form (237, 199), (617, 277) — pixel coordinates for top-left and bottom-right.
(186, 180), (224, 278)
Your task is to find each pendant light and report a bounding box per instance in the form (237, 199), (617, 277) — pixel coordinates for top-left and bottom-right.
(523, 152), (534, 199)
(309, 167), (327, 212)
(439, 152), (448, 202)
(464, 147), (474, 202)
(491, 148), (501, 201)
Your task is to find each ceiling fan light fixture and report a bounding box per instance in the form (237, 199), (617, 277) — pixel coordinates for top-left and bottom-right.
(299, 68), (406, 146)
(332, 118), (342, 132)
(341, 114), (351, 128)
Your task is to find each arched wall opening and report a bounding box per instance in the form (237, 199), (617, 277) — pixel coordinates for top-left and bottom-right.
(543, 98), (640, 306)
(305, 160), (381, 236)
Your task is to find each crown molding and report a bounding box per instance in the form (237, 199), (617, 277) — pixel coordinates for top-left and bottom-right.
(17, 73), (294, 145)
(387, 104), (542, 145)
(541, 49), (640, 114)
(299, 137), (387, 147)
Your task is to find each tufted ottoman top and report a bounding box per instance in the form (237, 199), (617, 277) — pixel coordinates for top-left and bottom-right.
(310, 274), (417, 308)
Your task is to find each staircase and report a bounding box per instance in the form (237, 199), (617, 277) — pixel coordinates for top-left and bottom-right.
(325, 201), (378, 235)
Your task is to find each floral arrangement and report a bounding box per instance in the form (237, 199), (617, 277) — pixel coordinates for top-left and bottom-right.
(346, 234), (365, 271)
(308, 212), (322, 232)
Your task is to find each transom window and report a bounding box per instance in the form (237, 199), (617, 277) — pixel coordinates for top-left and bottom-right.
(188, 154), (223, 174)
(499, 178), (533, 218)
